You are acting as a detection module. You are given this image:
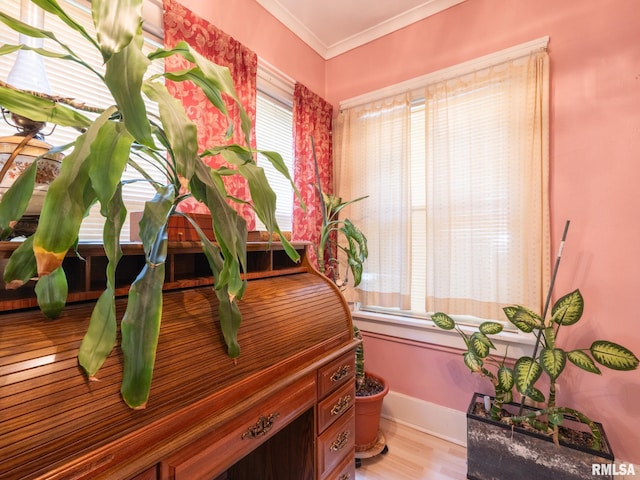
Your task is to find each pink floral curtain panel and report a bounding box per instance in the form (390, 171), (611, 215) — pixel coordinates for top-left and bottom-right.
(292, 83), (333, 269)
(163, 0), (257, 228)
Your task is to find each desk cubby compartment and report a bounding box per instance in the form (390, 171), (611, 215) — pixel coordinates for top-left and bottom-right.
(245, 249), (271, 273)
(167, 251), (211, 282)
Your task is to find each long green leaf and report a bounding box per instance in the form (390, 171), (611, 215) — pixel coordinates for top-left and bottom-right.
(552, 289), (584, 326)
(88, 121), (133, 206)
(0, 155), (37, 238)
(31, 0), (100, 49)
(34, 266), (68, 318)
(2, 235), (36, 288)
(590, 341), (639, 371)
(0, 85), (91, 129)
(155, 42), (252, 145)
(78, 185), (126, 377)
(143, 80), (198, 179)
(92, 0), (142, 61)
(104, 32), (154, 147)
(120, 261), (165, 409)
(33, 110), (118, 275)
(195, 228), (242, 358)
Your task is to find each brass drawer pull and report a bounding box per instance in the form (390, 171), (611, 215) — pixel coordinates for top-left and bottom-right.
(241, 412), (280, 439)
(339, 474), (351, 480)
(330, 430), (351, 452)
(330, 365), (350, 382)
(330, 394), (352, 416)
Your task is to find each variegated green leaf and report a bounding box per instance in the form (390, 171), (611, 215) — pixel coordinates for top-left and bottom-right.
(431, 312), (456, 330)
(463, 351), (483, 372)
(497, 365), (514, 391)
(548, 410), (564, 427)
(479, 321), (503, 335)
(470, 332), (493, 358)
(540, 348), (566, 381)
(552, 289), (584, 326)
(503, 305), (543, 333)
(591, 341), (640, 371)
(567, 350), (601, 374)
(514, 356), (543, 395)
(544, 326), (556, 349)
(526, 387), (546, 403)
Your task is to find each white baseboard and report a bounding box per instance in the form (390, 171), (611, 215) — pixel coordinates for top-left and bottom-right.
(380, 391), (640, 471)
(380, 390), (467, 447)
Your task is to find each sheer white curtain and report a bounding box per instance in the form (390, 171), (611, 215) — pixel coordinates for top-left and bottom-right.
(420, 50), (550, 320)
(336, 49), (550, 322)
(335, 94), (412, 310)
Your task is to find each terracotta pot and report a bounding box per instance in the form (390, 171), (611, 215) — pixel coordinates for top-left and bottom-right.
(354, 372), (389, 451)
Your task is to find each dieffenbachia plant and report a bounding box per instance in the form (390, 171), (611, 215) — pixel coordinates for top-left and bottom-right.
(0, 0), (300, 409)
(432, 289), (638, 450)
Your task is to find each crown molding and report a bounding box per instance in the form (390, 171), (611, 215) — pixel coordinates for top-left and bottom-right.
(257, 0), (466, 60)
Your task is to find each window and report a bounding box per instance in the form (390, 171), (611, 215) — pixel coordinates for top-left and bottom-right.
(254, 62), (295, 232)
(336, 39), (550, 354)
(0, 0), (165, 242)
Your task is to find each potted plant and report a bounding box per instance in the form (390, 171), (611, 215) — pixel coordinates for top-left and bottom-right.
(431, 243), (639, 479)
(353, 324), (389, 463)
(0, 0), (299, 409)
(311, 153), (388, 461)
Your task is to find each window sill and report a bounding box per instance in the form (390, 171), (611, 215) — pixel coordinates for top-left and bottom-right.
(352, 308), (537, 359)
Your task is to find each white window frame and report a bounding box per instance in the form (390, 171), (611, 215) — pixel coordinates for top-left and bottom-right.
(254, 60), (295, 233)
(342, 37), (549, 358)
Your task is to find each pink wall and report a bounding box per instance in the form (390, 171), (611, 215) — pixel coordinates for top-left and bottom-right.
(177, 0), (326, 99)
(176, 0), (640, 462)
(326, 0), (640, 463)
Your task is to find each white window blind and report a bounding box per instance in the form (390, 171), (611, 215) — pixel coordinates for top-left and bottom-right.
(0, 0), (165, 242)
(254, 62), (294, 232)
(337, 40), (550, 332)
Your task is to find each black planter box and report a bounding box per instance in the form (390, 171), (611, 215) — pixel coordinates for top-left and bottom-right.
(466, 392), (614, 480)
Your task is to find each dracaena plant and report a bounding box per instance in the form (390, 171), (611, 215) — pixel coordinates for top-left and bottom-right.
(312, 137), (368, 290)
(432, 288), (639, 450)
(0, 0), (299, 409)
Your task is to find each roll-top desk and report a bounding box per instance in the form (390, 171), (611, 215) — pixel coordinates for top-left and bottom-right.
(0, 241), (357, 480)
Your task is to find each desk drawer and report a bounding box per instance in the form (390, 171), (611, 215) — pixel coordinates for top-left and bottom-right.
(317, 380), (354, 433)
(160, 374), (315, 480)
(324, 452), (356, 480)
(317, 351), (354, 399)
(317, 407), (355, 480)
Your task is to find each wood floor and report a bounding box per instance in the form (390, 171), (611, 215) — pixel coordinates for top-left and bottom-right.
(355, 417), (467, 480)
